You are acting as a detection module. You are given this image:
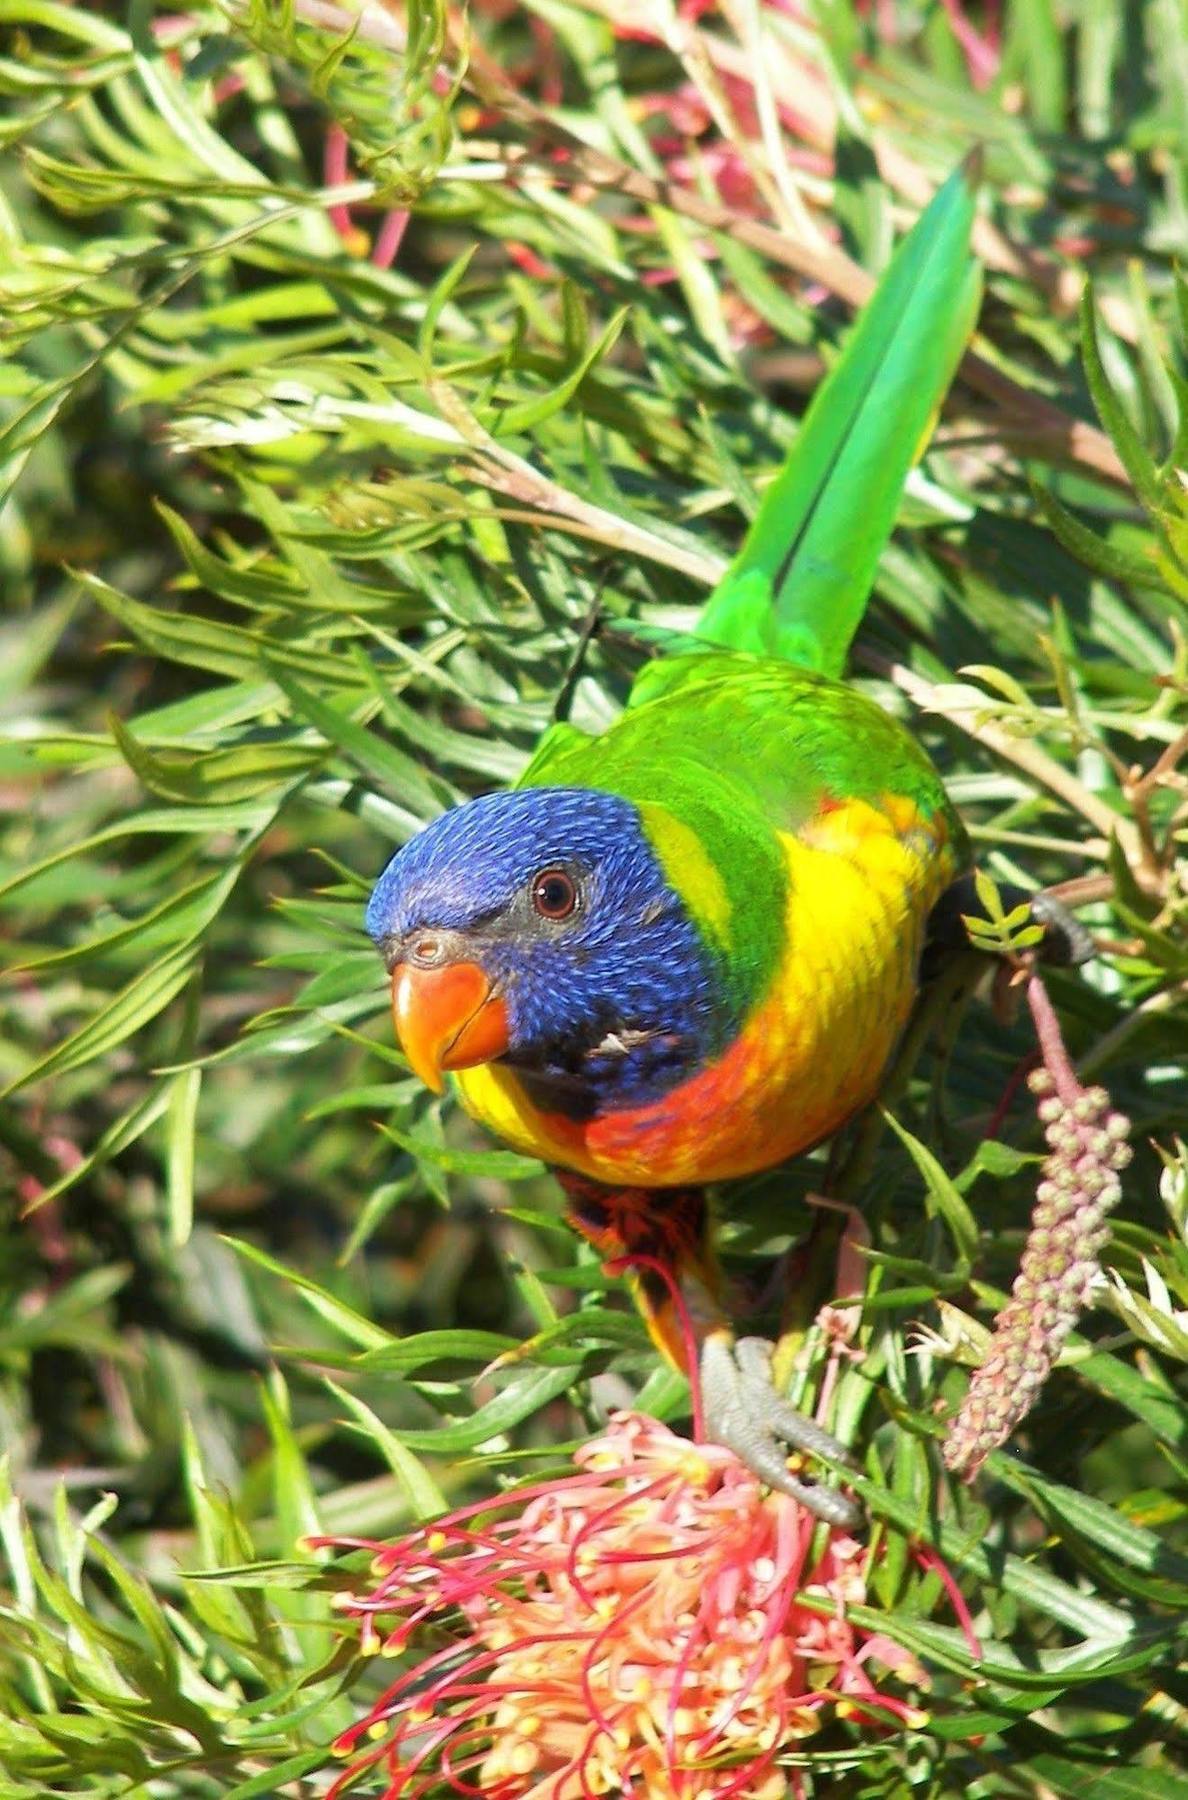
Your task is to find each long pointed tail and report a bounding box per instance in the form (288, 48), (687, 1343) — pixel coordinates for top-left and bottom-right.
(696, 156), (982, 680)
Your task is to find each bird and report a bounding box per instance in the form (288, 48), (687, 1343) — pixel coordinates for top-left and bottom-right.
(364, 162), (1076, 1525)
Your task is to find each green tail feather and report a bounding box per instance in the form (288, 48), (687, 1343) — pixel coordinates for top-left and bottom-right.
(694, 156), (982, 681)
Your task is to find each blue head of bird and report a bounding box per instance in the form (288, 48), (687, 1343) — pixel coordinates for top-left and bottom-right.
(365, 788), (724, 1115)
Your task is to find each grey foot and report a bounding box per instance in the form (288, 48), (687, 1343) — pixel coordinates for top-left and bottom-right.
(1027, 891), (1096, 967)
(700, 1333), (863, 1531)
(925, 875), (1095, 974)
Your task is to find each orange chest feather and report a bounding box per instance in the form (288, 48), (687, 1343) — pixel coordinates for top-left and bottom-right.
(455, 794), (958, 1188)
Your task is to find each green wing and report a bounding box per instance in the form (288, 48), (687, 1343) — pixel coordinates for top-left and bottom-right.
(689, 158), (981, 682)
(522, 653), (966, 1013)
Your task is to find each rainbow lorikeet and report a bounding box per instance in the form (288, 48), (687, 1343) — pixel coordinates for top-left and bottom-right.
(365, 165), (1080, 1525)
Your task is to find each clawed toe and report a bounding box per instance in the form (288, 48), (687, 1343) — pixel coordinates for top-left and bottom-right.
(700, 1333), (863, 1531)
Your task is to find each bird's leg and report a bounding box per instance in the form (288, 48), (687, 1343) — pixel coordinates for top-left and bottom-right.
(700, 1334), (862, 1530)
(557, 1172), (727, 1368)
(906, 873), (1095, 1161)
(558, 1172), (862, 1529)
(924, 874), (1095, 976)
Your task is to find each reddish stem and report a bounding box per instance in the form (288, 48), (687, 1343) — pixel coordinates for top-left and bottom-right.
(324, 123), (354, 238)
(1026, 972), (1082, 1107)
(372, 209), (410, 269)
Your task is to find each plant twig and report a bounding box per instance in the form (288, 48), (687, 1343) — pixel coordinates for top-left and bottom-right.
(859, 650), (1147, 869)
(287, 0), (1130, 490)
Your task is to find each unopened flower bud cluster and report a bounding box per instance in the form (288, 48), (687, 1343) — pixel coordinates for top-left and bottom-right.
(944, 1069), (1131, 1481)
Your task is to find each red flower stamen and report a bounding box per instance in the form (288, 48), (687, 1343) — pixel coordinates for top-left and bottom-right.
(318, 1413), (936, 1797)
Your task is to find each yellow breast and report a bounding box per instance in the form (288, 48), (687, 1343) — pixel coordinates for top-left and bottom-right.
(456, 794), (955, 1188)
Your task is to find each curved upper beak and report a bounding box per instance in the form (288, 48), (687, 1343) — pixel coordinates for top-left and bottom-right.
(391, 959), (510, 1094)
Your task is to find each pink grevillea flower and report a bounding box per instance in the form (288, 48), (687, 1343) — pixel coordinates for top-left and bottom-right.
(317, 1411), (930, 1800)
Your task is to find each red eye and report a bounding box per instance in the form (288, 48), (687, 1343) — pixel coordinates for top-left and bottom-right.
(531, 868), (578, 920)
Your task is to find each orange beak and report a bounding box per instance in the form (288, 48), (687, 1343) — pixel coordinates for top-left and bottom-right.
(391, 960), (510, 1094)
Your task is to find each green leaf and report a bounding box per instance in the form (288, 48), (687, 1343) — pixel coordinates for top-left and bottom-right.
(265, 661), (450, 815)
(223, 1238), (393, 1351)
(222, 1751), (330, 1800)
(353, 1328), (520, 1373)
(378, 1121), (546, 1181)
(1032, 482), (1161, 588)
(497, 306), (629, 435)
(165, 1064), (201, 1249)
(2, 943), (199, 1097)
(881, 1110), (978, 1269)
(327, 1379), (447, 1519)
(1024, 1757), (1188, 1800)
(390, 1364), (579, 1454)
(223, 1749), (331, 1792)
(1079, 288), (1163, 512)
(994, 1457), (1188, 1594)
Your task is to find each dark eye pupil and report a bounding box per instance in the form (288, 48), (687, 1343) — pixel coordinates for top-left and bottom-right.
(533, 871), (576, 918)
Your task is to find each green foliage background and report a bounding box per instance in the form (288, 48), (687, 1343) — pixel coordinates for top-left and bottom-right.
(2, 1), (1188, 1794)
